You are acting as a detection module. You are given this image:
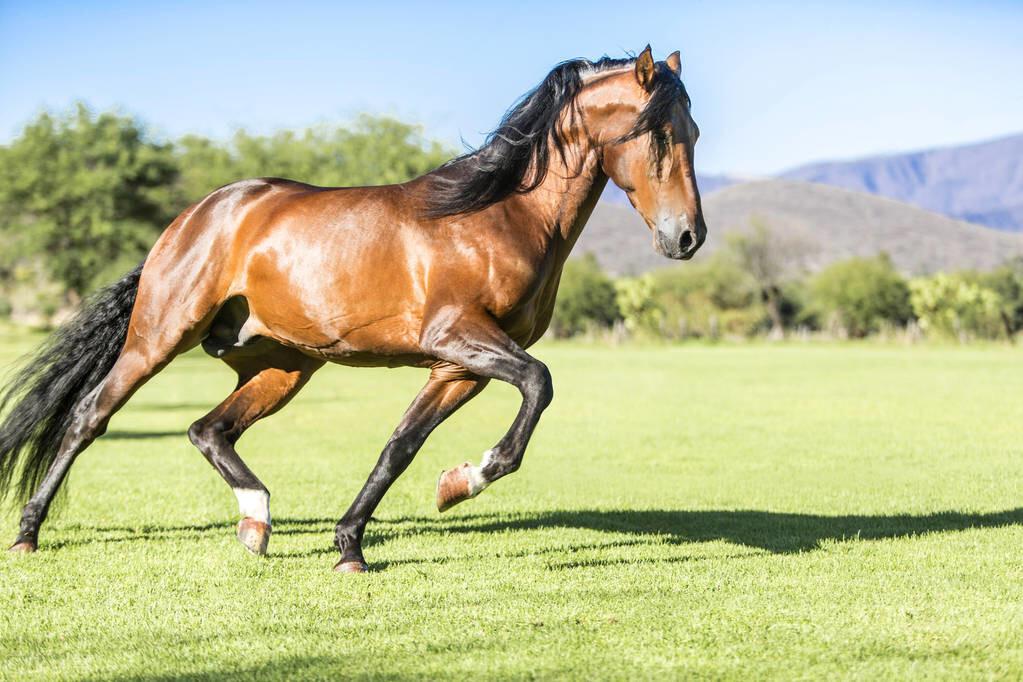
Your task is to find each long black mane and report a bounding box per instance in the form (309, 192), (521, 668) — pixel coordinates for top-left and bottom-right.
(422, 56), (687, 218)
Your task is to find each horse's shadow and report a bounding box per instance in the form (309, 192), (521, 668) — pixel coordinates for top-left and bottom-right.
(364, 507), (1023, 554)
(64, 506), (1023, 557)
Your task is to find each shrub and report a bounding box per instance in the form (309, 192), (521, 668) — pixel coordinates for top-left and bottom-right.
(909, 273), (1004, 340)
(550, 253), (620, 337)
(614, 274), (662, 333)
(648, 257), (760, 338)
(810, 254), (911, 336)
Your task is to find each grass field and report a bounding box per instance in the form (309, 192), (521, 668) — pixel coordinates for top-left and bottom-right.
(1, 334), (1021, 680)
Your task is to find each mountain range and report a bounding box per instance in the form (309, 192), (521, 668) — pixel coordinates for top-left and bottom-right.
(779, 133), (1023, 232)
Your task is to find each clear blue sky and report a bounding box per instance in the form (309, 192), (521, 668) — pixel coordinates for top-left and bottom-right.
(2, 0), (1021, 175)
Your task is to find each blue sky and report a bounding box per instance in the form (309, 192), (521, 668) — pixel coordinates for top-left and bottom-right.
(1, 0), (1021, 175)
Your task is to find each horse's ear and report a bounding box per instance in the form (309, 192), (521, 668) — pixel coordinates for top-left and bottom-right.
(635, 45), (655, 89)
(666, 51), (681, 77)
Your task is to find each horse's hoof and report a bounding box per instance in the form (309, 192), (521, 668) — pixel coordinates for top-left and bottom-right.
(8, 541), (36, 554)
(236, 517), (271, 556)
(333, 560), (369, 573)
(437, 462), (474, 512)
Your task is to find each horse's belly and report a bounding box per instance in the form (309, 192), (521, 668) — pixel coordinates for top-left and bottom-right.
(248, 307), (427, 365)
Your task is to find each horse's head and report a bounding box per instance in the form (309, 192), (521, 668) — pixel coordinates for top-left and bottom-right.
(587, 47), (706, 260)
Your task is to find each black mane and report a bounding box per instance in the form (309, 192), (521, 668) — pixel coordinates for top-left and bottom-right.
(421, 56), (687, 218)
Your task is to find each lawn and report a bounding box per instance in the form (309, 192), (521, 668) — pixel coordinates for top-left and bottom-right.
(1, 335), (1021, 680)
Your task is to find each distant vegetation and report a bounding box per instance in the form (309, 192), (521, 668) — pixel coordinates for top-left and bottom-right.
(2, 103), (1021, 343)
(556, 242), (1023, 343)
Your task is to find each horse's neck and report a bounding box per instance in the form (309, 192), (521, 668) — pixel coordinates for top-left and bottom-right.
(507, 146), (607, 261)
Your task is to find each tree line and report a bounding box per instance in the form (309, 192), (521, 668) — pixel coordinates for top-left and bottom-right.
(554, 224), (1023, 343)
(2, 103), (1021, 341)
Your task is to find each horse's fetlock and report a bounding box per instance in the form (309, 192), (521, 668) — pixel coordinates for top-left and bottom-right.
(19, 504), (42, 528)
(333, 522), (364, 556)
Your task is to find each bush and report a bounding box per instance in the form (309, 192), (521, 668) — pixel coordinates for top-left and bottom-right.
(909, 273), (1004, 340)
(648, 257), (762, 338)
(614, 274), (662, 334)
(550, 253), (620, 337)
(962, 259), (1023, 334)
(810, 254), (911, 336)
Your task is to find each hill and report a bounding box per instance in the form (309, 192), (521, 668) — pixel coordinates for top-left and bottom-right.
(576, 180), (1023, 276)
(779, 133), (1023, 232)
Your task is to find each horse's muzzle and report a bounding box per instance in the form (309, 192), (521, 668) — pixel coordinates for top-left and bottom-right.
(656, 215), (706, 260)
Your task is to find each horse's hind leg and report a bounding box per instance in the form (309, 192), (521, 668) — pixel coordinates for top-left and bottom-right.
(187, 345), (323, 556)
(10, 344), (181, 552)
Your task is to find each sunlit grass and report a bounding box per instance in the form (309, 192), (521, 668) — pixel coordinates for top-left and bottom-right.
(1, 335), (1021, 679)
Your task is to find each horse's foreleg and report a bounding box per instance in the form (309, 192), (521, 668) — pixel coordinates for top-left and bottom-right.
(188, 349), (323, 556)
(421, 314), (553, 513)
(333, 367), (488, 572)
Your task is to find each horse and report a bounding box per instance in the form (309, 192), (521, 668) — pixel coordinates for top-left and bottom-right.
(0, 46), (706, 572)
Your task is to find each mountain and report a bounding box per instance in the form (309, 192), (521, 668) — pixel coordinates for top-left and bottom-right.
(577, 180), (1023, 276)
(779, 133), (1023, 232)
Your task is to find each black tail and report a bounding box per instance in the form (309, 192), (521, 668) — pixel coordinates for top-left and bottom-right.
(0, 263), (144, 505)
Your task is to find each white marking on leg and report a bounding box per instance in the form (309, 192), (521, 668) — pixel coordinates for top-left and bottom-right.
(466, 449), (493, 496)
(234, 488), (270, 526)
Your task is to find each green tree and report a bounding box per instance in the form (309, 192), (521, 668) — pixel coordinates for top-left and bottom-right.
(964, 259), (1023, 337)
(648, 256), (761, 339)
(723, 217), (816, 337)
(550, 253), (619, 337)
(175, 114), (454, 200)
(0, 103), (178, 302)
(173, 134), (237, 202)
(810, 253), (912, 336)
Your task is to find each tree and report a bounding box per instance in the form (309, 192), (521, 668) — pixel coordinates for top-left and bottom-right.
(970, 258), (1023, 338)
(723, 217), (816, 337)
(0, 104), (178, 302)
(550, 253), (619, 337)
(175, 114), (454, 201)
(810, 253), (912, 336)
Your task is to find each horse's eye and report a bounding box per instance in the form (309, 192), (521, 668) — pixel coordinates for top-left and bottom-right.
(651, 129), (672, 174)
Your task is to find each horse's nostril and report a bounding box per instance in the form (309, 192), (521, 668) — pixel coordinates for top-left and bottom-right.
(679, 230), (694, 251)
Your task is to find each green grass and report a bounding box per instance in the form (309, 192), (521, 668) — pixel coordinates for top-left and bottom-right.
(1, 335), (1021, 680)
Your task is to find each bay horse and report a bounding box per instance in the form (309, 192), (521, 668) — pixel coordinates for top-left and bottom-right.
(0, 47), (706, 572)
